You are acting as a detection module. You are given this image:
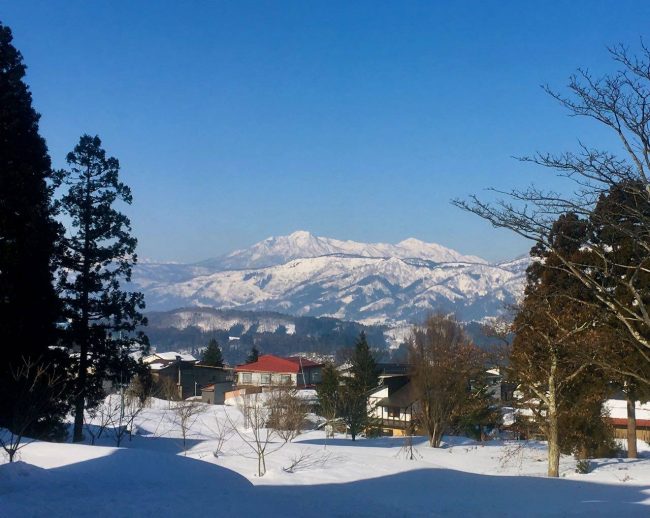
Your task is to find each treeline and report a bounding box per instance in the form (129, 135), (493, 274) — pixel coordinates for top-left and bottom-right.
(0, 22), (148, 458)
(146, 313), (388, 364)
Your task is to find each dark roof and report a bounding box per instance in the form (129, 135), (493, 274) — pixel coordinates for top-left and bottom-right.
(377, 382), (417, 408)
(376, 363), (410, 376)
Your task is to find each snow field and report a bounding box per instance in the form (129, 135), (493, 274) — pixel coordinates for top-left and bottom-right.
(2, 398), (650, 517)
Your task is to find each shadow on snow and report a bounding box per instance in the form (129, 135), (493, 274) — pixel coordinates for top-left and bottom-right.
(2, 446), (650, 517)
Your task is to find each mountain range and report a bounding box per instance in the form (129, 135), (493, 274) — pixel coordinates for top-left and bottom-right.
(133, 231), (528, 325)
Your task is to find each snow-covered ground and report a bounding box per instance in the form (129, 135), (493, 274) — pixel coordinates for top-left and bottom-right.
(2, 399), (650, 517)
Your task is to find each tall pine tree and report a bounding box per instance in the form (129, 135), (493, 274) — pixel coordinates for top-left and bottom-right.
(55, 135), (148, 442)
(201, 338), (224, 367)
(0, 22), (68, 439)
(350, 331), (378, 391)
(341, 331), (378, 440)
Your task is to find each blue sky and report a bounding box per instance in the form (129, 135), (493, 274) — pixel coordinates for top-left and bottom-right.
(3, 1), (649, 262)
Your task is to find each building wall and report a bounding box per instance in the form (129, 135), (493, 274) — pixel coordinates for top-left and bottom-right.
(154, 364), (233, 400)
(237, 371), (297, 386)
(612, 425), (650, 442)
(201, 381), (234, 405)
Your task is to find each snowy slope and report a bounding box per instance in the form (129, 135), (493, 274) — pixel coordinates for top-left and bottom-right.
(2, 398), (649, 517)
(133, 232), (527, 323)
(204, 230), (488, 270)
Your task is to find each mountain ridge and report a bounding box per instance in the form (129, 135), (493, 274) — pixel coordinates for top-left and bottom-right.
(132, 231), (528, 324)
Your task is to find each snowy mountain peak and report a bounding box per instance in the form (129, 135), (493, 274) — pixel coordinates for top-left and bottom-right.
(288, 230), (313, 240)
(133, 231), (528, 323)
(209, 231), (488, 270)
(397, 237), (426, 247)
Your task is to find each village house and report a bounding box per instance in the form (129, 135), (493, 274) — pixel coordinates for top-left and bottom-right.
(234, 354), (323, 388)
(368, 373), (419, 436)
(144, 351), (233, 401)
(605, 398), (650, 442)
(367, 366), (514, 437)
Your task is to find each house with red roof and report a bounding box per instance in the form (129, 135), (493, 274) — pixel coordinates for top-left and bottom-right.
(235, 354), (323, 388)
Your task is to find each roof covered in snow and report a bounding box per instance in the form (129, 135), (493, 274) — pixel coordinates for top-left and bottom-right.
(144, 352), (197, 364)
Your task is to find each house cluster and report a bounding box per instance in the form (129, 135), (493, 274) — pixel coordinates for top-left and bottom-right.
(144, 351), (324, 405)
(145, 350), (650, 441)
(143, 352), (233, 403)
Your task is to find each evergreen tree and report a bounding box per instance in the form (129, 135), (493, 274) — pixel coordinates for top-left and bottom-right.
(511, 213), (605, 476)
(202, 338), (224, 367)
(316, 363), (340, 421)
(0, 22), (69, 439)
(55, 135), (148, 442)
(341, 332), (378, 440)
(246, 346), (260, 364)
(350, 331), (378, 392)
(588, 180), (650, 458)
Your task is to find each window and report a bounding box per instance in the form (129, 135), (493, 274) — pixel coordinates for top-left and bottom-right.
(241, 372), (252, 384)
(310, 369), (321, 383)
(387, 407), (400, 419)
(261, 373), (271, 385)
(280, 374), (291, 384)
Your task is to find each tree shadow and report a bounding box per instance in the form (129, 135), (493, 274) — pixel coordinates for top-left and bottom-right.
(69, 422), (206, 455)
(2, 448), (649, 517)
(296, 435), (429, 448)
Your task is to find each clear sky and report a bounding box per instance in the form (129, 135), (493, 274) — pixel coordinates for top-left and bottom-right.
(3, 1), (649, 263)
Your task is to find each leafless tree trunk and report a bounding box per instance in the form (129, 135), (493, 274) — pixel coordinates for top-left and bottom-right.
(226, 393), (285, 476)
(210, 415), (234, 458)
(626, 390), (638, 459)
(108, 388), (146, 447)
(512, 297), (593, 477)
(172, 399), (205, 455)
(0, 358), (67, 462)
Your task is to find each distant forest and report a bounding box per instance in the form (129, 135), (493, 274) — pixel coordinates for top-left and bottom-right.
(144, 311), (389, 364)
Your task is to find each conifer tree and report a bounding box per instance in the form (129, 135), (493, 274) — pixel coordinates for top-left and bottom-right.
(55, 135), (148, 442)
(246, 346), (260, 364)
(350, 331), (378, 392)
(202, 338), (224, 367)
(511, 214), (599, 476)
(316, 363), (340, 421)
(341, 332), (378, 440)
(0, 22), (69, 439)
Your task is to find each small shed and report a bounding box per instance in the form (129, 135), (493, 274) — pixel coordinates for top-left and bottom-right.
(201, 381), (234, 405)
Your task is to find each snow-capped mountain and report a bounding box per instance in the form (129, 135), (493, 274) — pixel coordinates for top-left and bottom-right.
(133, 231), (527, 324)
(198, 230), (487, 270)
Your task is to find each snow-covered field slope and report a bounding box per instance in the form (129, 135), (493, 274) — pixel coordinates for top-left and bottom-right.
(134, 231), (527, 322)
(2, 399), (649, 517)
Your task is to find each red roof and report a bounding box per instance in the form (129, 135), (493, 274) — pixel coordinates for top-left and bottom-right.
(236, 354), (321, 373)
(609, 417), (650, 428)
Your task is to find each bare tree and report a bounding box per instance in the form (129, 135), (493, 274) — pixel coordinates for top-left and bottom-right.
(157, 376), (180, 408)
(0, 358), (67, 462)
(109, 389), (146, 447)
(83, 397), (117, 445)
(453, 43), (650, 385)
(267, 384), (308, 443)
(226, 393), (285, 477)
(172, 399), (205, 455)
(409, 314), (484, 448)
(210, 414), (234, 458)
(396, 422), (422, 461)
